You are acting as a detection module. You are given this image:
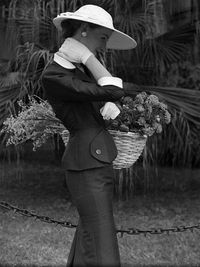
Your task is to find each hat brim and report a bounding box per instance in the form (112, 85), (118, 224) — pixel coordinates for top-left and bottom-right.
(107, 29), (137, 50)
(53, 15), (137, 50)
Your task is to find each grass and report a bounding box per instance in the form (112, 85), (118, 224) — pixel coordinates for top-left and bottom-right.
(0, 160), (200, 267)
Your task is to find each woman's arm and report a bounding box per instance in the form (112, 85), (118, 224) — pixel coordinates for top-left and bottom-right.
(85, 54), (123, 88)
(41, 66), (125, 102)
(57, 38), (123, 88)
(84, 54), (111, 80)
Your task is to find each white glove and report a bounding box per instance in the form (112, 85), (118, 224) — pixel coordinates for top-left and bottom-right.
(57, 37), (93, 64)
(100, 102), (120, 120)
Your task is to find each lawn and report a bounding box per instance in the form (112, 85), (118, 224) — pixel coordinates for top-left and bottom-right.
(0, 160), (200, 267)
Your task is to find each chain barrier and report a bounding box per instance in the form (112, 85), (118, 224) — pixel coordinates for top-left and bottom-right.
(1, 201), (200, 237)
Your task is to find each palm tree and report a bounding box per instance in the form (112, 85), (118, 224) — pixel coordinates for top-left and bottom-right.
(0, 0), (200, 196)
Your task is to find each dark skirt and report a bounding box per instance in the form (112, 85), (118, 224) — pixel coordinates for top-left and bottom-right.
(65, 165), (121, 267)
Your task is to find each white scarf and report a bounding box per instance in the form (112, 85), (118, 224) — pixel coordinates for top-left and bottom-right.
(54, 38), (76, 69)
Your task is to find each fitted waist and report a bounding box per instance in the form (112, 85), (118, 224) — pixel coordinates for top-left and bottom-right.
(62, 125), (117, 171)
(69, 126), (105, 136)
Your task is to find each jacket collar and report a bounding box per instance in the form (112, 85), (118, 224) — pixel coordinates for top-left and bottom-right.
(53, 53), (76, 69)
(53, 53), (95, 82)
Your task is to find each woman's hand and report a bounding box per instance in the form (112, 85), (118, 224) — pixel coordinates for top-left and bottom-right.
(100, 102), (120, 120)
(57, 37), (93, 64)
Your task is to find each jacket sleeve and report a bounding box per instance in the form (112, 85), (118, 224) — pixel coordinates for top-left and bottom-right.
(41, 70), (125, 102)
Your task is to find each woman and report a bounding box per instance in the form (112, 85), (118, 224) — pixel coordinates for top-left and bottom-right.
(42, 4), (137, 267)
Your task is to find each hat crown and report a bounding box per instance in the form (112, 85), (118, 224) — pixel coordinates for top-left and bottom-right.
(73, 5), (114, 29)
(53, 4), (137, 50)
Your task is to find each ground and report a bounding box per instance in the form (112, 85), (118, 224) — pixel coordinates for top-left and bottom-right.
(0, 160), (200, 267)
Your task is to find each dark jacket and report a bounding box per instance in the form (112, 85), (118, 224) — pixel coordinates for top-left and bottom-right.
(41, 61), (125, 170)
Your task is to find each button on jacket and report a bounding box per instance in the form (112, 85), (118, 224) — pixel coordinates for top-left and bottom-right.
(41, 61), (125, 171)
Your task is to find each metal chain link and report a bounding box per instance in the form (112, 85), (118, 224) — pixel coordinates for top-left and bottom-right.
(1, 201), (200, 237)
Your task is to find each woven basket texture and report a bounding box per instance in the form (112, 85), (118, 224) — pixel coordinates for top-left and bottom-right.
(61, 129), (146, 169)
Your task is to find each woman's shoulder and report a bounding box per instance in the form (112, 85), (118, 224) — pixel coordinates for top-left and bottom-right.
(47, 61), (75, 72)
(42, 61), (76, 80)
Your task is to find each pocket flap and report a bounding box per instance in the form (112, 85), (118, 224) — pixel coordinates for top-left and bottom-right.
(90, 129), (117, 163)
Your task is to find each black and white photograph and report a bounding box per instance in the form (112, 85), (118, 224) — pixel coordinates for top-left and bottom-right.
(0, 0), (200, 266)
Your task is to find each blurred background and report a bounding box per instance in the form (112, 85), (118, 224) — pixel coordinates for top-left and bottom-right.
(0, 0), (200, 197)
(1, 1), (200, 266)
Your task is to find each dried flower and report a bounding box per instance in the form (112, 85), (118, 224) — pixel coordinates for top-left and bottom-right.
(1, 96), (65, 150)
(1, 92), (172, 151)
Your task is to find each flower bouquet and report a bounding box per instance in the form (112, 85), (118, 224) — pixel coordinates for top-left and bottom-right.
(106, 92), (171, 168)
(1, 96), (65, 151)
(1, 92), (171, 169)
(108, 92), (171, 135)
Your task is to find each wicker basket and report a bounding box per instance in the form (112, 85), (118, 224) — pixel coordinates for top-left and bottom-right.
(61, 129), (147, 169)
(108, 130), (146, 169)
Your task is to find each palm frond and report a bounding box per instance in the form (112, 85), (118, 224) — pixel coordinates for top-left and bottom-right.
(0, 0), (199, 177)
(0, 42), (53, 129)
(163, 0), (194, 18)
(139, 23), (195, 72)
(145, 111), (195, 167)
(139, 85), (200, 126)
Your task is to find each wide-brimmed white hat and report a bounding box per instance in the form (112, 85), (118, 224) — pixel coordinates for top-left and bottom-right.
(53, 4), (137, 50)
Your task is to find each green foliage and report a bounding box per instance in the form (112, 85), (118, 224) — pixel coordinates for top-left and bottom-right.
(0, 0), (200, 198)
(145, 113), (196, 167)
(154, 61), (200, 167)
(0, 43), (53, 126)
(158, 61), (200, 90)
